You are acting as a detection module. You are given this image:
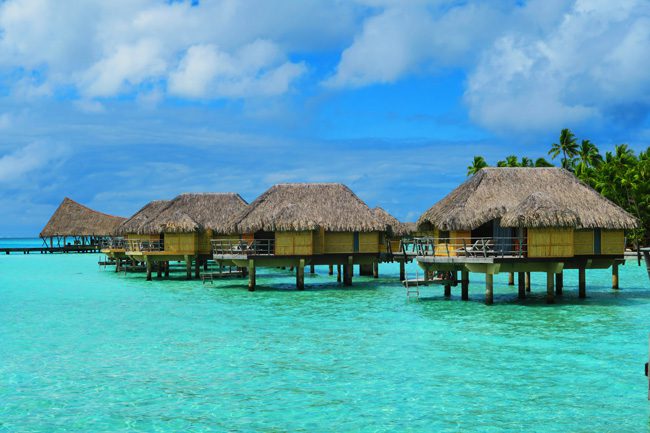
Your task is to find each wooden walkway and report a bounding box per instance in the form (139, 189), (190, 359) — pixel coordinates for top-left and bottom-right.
(0, 246), (100, 255)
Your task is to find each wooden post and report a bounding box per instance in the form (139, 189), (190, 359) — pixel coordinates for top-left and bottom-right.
(185, 255), (192, 280)
(195, 256), (200, 279)
(612, 263), (619, 290)
(399, 261), (406, 281)
(344, 256), (353, 286)
(248, 259), (256, 291)
(336, 264), (341, 283)
(579, 267), (586, 298)
(444, 284), (451, 297)
(146, 259), (152, 281)
(310, 264), (315, 274)
(115, 258), (121, 273)
(525, 272), (531, 292)
(517, 272), (525, 299)
(296, 259), (305, 290)
(328, 264), (333, 275)
(546, 272), (555, 304)
(555, 271), (563, 295)
(372, 261), (379, 278)
(156, 261), (162, 278)
(508, 272), (514, 286)
(485, 273), (493, 305)
(164, 261), (169, 279)
(204, 260), (208, 271)
(461, 270), (469, 301)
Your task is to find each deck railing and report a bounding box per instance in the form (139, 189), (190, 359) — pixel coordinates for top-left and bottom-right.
(211, 239), (275, 256)
(399, 237), (528, 258)
(125, 240), (164, 252)
(100, 238), (125, 249)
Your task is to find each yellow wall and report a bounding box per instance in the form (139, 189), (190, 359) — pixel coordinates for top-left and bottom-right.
(528, 228), (574, 258)
(574, 230), (594, 255)
(324, 232), (353, 254)
(601, 230), (625, 255)
(359, 232), (380, 253)
(312, 227), (325, 255)
(164, 232), (198, 253)
(275, 231), (313, 255)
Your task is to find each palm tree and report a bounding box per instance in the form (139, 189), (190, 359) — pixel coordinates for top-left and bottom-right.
(496, 155), (519, 167)
(534, 157), (554, 167)
(467, 156), (488, 176)
(520, 157), (534, 167)
(575, 139), (603, 179)
(549, 128), (578, 169)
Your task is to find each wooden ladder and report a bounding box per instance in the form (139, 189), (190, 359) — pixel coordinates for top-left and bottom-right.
(404, 268), (420, 299)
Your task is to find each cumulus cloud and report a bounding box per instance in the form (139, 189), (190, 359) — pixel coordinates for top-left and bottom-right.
(465, 0), (650, 131)
(0, 142), (69, 183)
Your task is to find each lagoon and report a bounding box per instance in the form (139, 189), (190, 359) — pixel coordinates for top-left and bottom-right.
(1, 250), (649, 432)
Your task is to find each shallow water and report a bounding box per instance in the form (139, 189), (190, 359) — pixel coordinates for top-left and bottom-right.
(1, 252), (649, 432)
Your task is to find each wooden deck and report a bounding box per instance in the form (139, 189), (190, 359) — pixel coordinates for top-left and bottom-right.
(1, 246), (100, 255)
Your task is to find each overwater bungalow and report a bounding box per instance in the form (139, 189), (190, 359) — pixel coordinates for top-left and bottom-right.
(372, 206), (412, 279)
(411, 167), (638, 304)
(212, 183), (386, 290)
(103, 200), (170, 268)
(40, 197), (125, 249)
(125, 193), (247, 280)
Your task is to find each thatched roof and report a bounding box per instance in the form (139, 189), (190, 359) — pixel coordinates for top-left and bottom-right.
(500, 192), (580, 228)
(402, 222), (418, 234)
(231, 183), (385, 233)
(114, 200), (170, 236)
(417, 168), (638, 230)
(138, 193), (248, 234)
(40, 197), (126, 237)
(373, 207), (410, 236)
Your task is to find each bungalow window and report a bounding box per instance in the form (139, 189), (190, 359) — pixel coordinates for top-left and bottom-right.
(439, 230), (450, 242)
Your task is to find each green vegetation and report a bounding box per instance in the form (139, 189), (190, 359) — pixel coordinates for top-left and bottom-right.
(467, 129), (650, 246)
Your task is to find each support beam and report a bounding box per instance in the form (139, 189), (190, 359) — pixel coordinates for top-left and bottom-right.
(344, 256), (353, 286)
(185, 255), (192, 280)
(328, 264), (333, 275)
(517, 272), (526, 299)
(157, 261), (162, 278)
(164, 261), (169, 279)
(546, 272), (555, 304)
(204, 260), (208, 271)
(248, 259), (256, 291)
(579, 267), (586, 298)
(525, 272), (531, 292)
(555, 272), (563, 296)
(508, 272), (514, 286)
(444, 284), (451, 297)
(310, 264), (315, 274)
(336, 264), (341, 283)
(399, 261), (406, 281)
(372, 261), (379, 278)
(195, 256), (200, 279)
(612, 263), (619, 290)
(115, 258), (121, 273)
(296, 259), (305, 290)
(461, 270), (469, 301)
(146, 259), (152, 281)
(485, 273), (493, 305)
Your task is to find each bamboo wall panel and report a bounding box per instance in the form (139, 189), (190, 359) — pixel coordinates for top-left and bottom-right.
(324, 232), (353, 253)
(164, 233), (198, 253)
(574, 230), (594, 255)
(528, 228), (574, 258)
(359, 232), (379, 253)
(275, 231), (313, 255)
(601, 230), (624, 255)
(312, 227), (325, 255)
(198, 230), (213, 254)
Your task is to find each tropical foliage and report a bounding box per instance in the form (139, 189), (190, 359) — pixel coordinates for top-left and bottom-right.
(467, 129), (650, 245)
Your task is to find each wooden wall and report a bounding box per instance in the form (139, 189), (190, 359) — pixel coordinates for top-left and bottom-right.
(359, 232), (379, 253)
(275, 231), (313, 255)
(528, 228), (574, 258)
(324, 232), (353, 254)
(574, 230), (594, 255)
(164, 232), (198, 253)
(601, 230), (625, 255)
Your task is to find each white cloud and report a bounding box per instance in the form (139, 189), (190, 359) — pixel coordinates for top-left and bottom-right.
(465, 0), (650, 131)
(0, 142), (68, 183)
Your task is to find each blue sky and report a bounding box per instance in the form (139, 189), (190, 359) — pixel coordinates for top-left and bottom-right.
(1, 0), (650, 236)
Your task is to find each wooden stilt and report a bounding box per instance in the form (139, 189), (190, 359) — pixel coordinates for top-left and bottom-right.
(525, 272), (531, 292)
(444, 284), (451, 297)
(328, 264), (333, 275)
(461, 270), (469, 301)
(612, 263), (619, 290)
(517, 272), (525, 299)
(146, 259), (152, 281)
(344, 256), (353, 286)
(185, 255), (192, 280)
(399, 261), (406, 281)
(310, 264), (315, 274)
(296, 259), (305, 290)
(116, 258), (121, 273)
(555, 272), (563, 295)
(336, 264), (341, 283)
(164, 261), (169, 279)
(508, 272), (514, 286)
(485, 273), (493, 305)
(579, 267), (586, 298)
(204, 260), (208, 271)
(372, 262), (379, 278)
(546, 272), (555, 304)
(157, 261), (162, 278)
(248, 259), (256, 291)
(194, 256), (200, 279)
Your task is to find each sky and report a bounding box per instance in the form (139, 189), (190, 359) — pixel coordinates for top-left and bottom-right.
(1, 0), (650, 236)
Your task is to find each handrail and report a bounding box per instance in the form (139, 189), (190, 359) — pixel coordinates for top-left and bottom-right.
(211, 239), (275, 256)
(125, 240), (164, 252)
(100, 238), (125, 249)
(401, 237), (528, 258)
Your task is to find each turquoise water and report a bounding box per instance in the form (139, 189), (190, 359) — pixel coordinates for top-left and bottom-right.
(0, 238), (45, 248)
(1, 253), (650, 432)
